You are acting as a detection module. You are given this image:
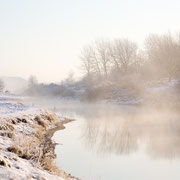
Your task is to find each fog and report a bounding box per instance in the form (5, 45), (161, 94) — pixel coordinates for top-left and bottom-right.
(1, 0), (180, 179)
(81, 106), (180, 159)
(1, 31), (178, 108)
(22, 96), (180, 161)
(40, 99), (180, 180)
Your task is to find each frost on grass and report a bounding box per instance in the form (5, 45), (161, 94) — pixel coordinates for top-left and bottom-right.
(0, 94), (76, 180)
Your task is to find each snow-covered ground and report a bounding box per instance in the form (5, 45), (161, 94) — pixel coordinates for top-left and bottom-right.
(148, 79), (180, 93)
(97, 79), (180, 106)
(143, 79), (180, 105)
(0, 94), (76, 180)
(0, 151), (63, 180)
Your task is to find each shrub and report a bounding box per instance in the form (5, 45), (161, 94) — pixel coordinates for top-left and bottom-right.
(0, 123), (14, 131)
(34, 116), (46, 128)
(7, 146), (23, 157)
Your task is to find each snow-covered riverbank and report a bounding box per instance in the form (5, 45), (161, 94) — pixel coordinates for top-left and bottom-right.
(0, 94), (78, 180)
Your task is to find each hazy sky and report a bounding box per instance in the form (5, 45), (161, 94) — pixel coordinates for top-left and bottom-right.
(0, 0), (180, 83)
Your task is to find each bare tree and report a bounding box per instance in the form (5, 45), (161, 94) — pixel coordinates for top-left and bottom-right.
(133, 50), (147, 74)
(91, 46), (102, 77)
(95, 40), (110, 78)
(80, 39), (138, 84)
(113, 39), (137, 73)
(80, 46), (94, 77)
(145, 33), (180, 81)
(108, 41), (121, 71)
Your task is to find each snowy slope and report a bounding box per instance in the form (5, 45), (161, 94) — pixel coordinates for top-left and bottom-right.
(0, 94), (73, 180)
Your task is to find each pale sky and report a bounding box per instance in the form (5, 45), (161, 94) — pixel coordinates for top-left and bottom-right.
(0, 0), (180, 83)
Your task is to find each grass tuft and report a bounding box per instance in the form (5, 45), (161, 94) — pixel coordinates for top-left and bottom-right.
(34, 116), (46, 128)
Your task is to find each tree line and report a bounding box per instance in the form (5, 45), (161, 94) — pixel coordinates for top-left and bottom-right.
(24, 32), (180, 101)
(80, 32), (180, 85)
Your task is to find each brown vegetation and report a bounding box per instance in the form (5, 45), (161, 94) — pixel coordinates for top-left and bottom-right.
(0, 110), (78, 179)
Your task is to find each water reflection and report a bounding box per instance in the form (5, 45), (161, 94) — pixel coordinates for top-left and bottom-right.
(22, 96), (180, 160)
(81, 106), (180, 159)
(23, 98), (180, 179)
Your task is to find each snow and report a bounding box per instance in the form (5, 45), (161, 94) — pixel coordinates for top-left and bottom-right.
(0, 94), (65, 180)
(149, 80), (179, 92)
(0, 151), (63, 180)
(0, 102), (29, 115)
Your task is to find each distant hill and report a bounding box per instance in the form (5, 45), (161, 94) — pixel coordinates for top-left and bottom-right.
(0, 76), (28, 94)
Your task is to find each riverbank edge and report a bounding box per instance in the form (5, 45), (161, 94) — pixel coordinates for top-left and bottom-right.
(45, 118), (79, 180)
(0, 102), (79, 180)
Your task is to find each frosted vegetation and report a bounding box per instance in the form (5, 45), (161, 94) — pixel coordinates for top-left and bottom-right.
(1, 32), (180, 104)
(9, 32), (180, 105)
(0, 95), (76, 180)
(0, 32), (180, 179)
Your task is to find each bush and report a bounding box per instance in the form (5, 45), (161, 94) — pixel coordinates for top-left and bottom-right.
(34, 116), (46, 128)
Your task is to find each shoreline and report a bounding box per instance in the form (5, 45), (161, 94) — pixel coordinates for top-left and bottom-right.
(45, 118), (79, 180)
(0, 95), (79, 180)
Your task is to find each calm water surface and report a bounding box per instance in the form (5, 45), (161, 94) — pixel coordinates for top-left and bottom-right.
(24, 98), (180, 180)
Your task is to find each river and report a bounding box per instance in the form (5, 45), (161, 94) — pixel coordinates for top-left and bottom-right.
(24, 98), (180, 180)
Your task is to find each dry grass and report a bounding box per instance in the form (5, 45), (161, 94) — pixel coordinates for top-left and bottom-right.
(16, 118), (28, 124)
(7, 113), (56, 168)
(41, 156), (60, 174)
(0, 111), (78, 179)
(7, 146), (23, 157)
(41, 112), (57, 122)
(11, 119), (16, 124)
(0, 131), (14, 138)
(0, 120), (15, 139)
(0, 123), (14, 131)
(34, 115), (46, 128)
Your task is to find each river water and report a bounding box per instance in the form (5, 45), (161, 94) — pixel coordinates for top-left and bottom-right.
(24, 98), (180, 180)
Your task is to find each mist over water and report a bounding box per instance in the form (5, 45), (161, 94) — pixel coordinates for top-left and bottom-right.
(23, 97), (180, 180)
(81, 106), (180, 159)
(1, 1), (180, 179)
